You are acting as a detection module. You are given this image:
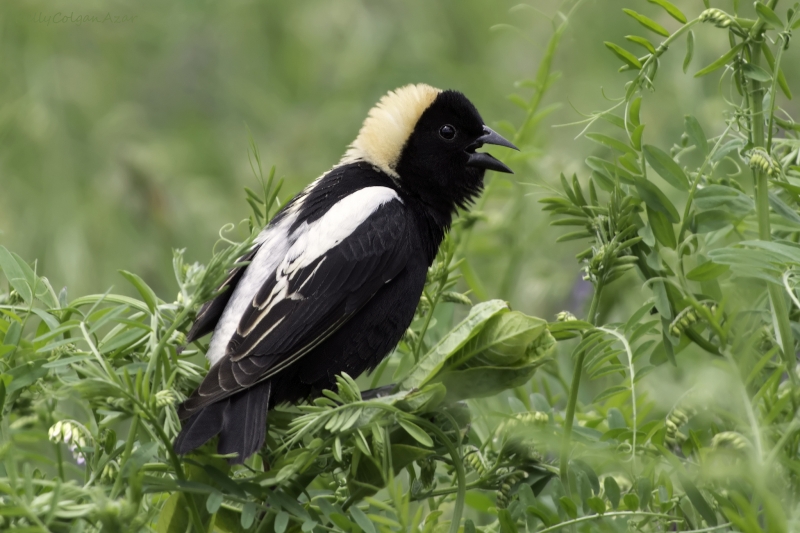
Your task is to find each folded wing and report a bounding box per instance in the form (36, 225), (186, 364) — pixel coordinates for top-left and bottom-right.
(179, 195), (409, 418)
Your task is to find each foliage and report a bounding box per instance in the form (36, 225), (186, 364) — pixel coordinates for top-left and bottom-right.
(3, 1), (800, 532)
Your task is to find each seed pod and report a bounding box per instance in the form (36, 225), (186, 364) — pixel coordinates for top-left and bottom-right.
(700, 8), (734, 28)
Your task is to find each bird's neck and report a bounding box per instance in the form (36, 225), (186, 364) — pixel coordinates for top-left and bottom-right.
(400, 193), (452, 264)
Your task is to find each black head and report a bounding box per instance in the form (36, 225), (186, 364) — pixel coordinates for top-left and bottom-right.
(339, 84), (517, 215)
(395, 90), (517, 210)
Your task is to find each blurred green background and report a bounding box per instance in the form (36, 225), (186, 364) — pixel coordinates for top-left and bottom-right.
(1, 0), (798, 322)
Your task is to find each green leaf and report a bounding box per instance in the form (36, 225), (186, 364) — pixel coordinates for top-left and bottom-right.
(401, 300), (508, 389)
(240, 502), (256, 529)
(498, 509), (520, 533)
(593, 385), (629, 403)
(118, 270), (158, 313)
(623, 9), (670, 37)
(156, 494), (189, 533)
(625, 35), (656, 54)
(684, 116), (708, 155)
(624, 493), (640, 511)
(635, 179), (680, 222)
(686, 262), (729, 281)
(683, 31), (694, 73)
(631, 124), (645, 151)
(695, 185), (754, 216)
(604, 476), (621, 509)
(695, 43), (744, 77)
(421, 310), (553, 402)
(679, 474), (718, 526)
(397, 419), (433, 447)
(206, 492), (223, 514)
(629, 97), (642, 127)
(0, 246), (57, 307)
(647, 207), (677, 249)
(604, 42), (642, 69)
(755, 2), (784, 28)
(642, 145), (689, 190)
(586, 133), (637, 156)
(587, 496), (607, 515)
(646, 0), (687, 23)
(558, 496), (578, 519)
(350, 506), (376, 533)
(275, 511), (290, 533)
(741, 62), (772, 82)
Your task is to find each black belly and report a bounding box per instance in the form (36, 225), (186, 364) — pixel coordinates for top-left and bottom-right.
(267, 257), (428, 407)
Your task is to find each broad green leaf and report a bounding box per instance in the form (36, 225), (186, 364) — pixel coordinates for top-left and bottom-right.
(647, 207), (677, 249)
(623, 9), (669, 36)
(421, 311), (553, 401)
(695, 185), (754, 216)
(631, 124), (645, 151)
(683, 31), (694, 73)
(401, 300), (507, 389)
(684, 116), (708, 155)
(240, 502), (256, 529)
(206, 492), (223, 514)
(397, 419), (433, 447)
(695, 43), (744, 77)
(769, 191), (800, 226)
(741, 62), (772, 82)
(686, 262), (729, 281)
(625, 35), (655, 54)
(629, 97), (642, 127)
(275, 512), (290, 533)
(755, 2), (784, 28)
(624, 493), (640, 511)
(647, 0), (687, 23)
(635, 179), (680, 222)
(643, 145), (689, 190)
(119, 270), (158, 313)
(0, 247), (32, 304)
(679, 474), (718, 526)
(156, 494), (189, 533)
(350, 506), (376, 533)
(605, 476), (621, 509)
(558, 496), (578, 519)
(604, 42), (642, 69)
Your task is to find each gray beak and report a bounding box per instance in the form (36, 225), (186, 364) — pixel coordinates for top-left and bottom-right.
(466, 126), (519, 174)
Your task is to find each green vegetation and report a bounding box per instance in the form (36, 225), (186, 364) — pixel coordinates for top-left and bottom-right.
(3, 0), (800, 531)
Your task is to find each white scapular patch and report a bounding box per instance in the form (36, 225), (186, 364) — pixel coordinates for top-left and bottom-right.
(205, 186), (402, 365)
(339, 84), (441, 178)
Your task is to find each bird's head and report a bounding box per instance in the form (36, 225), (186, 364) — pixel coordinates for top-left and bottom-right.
(340, 84), (518, 212)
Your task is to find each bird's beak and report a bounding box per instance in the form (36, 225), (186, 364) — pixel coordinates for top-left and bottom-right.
(466, 126), (519, 174)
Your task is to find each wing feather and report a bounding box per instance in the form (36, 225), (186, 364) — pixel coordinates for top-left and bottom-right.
(179, 198), (409, 418)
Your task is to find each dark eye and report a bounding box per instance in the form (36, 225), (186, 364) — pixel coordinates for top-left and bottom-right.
(439, 124), (456, 140)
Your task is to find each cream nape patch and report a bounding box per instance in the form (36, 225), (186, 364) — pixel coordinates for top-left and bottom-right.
(339, 84), (441, 178)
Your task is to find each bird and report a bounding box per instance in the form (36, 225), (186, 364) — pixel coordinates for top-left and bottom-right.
(173, 83), (518, 464)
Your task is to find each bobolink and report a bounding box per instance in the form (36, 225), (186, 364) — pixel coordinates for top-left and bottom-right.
(174, 84), (517, 463)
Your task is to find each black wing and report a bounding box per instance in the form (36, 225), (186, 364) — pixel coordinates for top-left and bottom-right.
(179, 199), (410, 417)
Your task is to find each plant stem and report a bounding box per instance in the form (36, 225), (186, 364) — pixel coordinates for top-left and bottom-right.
(559, 280), (603, 491)
(415, 417), (466, 533)
(749, 42), (798, 384)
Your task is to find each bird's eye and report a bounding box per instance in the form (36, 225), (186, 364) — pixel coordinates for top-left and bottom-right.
(439, 124), (456, 140)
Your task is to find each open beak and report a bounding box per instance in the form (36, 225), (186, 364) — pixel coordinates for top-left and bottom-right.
(466, 126), (519, 174)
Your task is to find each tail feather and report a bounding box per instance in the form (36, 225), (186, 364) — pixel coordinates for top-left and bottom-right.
(173, 400), (226, 455)
(173, 380), (272, 464)
(218, 380), (272, 464)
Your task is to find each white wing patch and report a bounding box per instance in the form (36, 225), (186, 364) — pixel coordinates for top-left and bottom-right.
(205, 186), (401, 365)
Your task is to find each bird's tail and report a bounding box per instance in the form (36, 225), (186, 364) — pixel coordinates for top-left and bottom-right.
(173, 380), (272, 464)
